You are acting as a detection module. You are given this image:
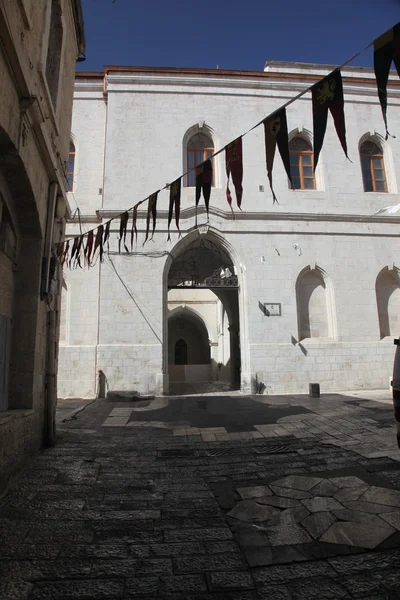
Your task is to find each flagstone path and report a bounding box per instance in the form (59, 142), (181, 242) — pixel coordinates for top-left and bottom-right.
(1, 390), (400, 599)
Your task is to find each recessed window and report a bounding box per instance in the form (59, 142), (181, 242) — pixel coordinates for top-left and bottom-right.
(66, 141), (75, 192)
(186, 132), (214, 187)
(289, 137), (316, 190)
(46, 1), (63, 108)
(360, 140), (387, 193)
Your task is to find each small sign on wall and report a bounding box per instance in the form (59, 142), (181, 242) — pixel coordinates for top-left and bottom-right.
(263, 303), (281, 316)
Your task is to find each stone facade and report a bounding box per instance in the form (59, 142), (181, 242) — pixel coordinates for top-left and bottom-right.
(59, 63), (400, 398)
(0, 1), (85, 490)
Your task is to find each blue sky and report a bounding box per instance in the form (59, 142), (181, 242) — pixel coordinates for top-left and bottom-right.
(79, 0), (399, 72)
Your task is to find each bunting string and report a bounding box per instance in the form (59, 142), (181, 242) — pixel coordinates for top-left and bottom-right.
(60, 22), (400, 268)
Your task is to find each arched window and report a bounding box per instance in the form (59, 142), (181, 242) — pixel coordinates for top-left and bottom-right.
(360, 140), (387, 192)
(186, 132), (214, 187)
(66, 141), (75, 192)
(289, 137), (316, 190)
(175, 339), (188, 365)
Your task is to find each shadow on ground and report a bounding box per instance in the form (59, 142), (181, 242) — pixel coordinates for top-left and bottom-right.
(127, 395), (312, 428)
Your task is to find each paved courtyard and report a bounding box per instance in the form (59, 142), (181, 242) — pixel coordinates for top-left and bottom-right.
(2, 390), (400, 599)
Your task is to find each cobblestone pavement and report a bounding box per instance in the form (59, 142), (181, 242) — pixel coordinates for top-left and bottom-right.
(2, 391), (400, 599)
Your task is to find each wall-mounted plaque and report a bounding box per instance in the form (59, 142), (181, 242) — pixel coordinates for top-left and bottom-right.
(264, 303), (281, 316)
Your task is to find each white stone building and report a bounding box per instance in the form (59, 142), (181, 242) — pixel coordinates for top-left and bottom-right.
(59, 63), (400, 398)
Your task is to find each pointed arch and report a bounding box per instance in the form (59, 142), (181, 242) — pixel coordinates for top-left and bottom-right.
(168, 304), (213, 343)
(296, 265), (336, 341)
(162, 227), (250, 393)
(376, 266), (400, 338)
(168, 307), (210, 365)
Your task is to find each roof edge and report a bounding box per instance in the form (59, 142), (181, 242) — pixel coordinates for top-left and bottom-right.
(71, 0), (86, 55)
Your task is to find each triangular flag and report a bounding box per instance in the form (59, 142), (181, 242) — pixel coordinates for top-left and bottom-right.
(225, 137), (243, 212)
(74, 235), (84, 269)
(312, 69), (349, 169)
(195, 159), (213, 216)
(118, 211), (129, 254)
(69, 236), (79, 268)
(84, 230), (94, 265)
(93, 225), (104, 263)
(374, 23), (400, 138)
(130, 204), (139, 250)
(61, 240), (70, 267)
(103, 220), (112, 249)
(167, 178), (181, 241)
(56, 241), (64, 260)
(144, 192), (158, 245)
(263, 108), (292, 203)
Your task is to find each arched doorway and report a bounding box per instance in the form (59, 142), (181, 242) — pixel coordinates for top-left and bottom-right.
(174, 339), (188, 365)
(163, 230), (247, 394)
(0, 126), (43, 412)
(168, 307), (211, 386)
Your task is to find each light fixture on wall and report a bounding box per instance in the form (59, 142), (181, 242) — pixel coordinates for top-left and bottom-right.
(293, 243), (302, 256)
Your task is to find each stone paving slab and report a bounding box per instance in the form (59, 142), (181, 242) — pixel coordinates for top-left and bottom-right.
(1, 391), (400, 598)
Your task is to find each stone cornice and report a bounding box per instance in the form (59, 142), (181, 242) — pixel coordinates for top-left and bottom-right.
(74, 66), (400, 100)
(102, 75), (400, 101)
(91, 206), (400, 225)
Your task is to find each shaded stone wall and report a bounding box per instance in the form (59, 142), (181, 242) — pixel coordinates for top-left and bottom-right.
(0, 0), (84, 490)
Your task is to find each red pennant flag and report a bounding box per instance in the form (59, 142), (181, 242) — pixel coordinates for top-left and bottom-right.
(374, 23), (400, 138)
(225, 137), (243, 212)
(130, 204), (139, 250)
(144, 192), (158, 245)
(195, 159), (213, 217)
(263, 108), (292, 203)
(167, 178), (181, 241)
(312, 69), (349, 169)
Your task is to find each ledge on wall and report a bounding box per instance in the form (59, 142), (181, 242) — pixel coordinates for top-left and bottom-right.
(0, 409), (34, 427)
